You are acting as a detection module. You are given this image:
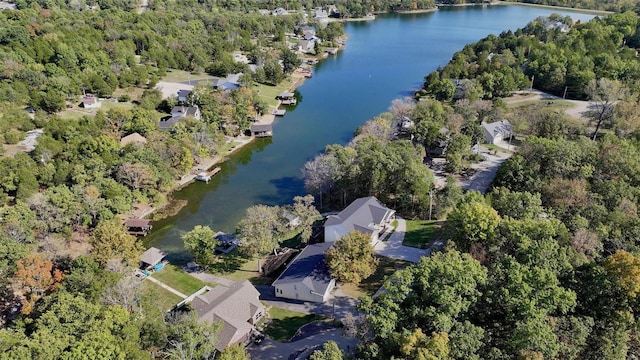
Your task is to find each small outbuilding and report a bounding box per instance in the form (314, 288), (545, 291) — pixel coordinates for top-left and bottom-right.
(140, 247), (167, 270)
(82, 95), (101, 109)
(125, 218), (153, 236)
(214, 232), (240, 254)
(250, 124), (273, 137)
(120, 132), (147, 147)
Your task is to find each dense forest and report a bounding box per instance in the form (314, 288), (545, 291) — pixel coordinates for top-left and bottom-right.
(301, 10), (640, 360)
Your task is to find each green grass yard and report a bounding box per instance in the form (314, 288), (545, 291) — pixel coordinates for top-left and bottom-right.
(403, 220), (444, 249)
(263, 306), (324, 342)
(341, 255), (411, 299)
(141, 281), (183, 312)
(150, 264), (210, 295)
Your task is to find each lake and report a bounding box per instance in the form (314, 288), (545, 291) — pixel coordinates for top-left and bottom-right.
(146, 5), (596, 260)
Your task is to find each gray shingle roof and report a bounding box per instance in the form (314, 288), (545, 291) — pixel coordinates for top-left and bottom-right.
(324, 196), (395, 232)
(272, 242), (333, 295)
(140, 247), (166, 266)
(191, 280), (263, 351)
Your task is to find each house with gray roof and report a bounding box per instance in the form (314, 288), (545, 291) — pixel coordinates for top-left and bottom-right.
(212, 73), (242, 91)
(159, 105), (201, 129)
(482, 120), (512, 144)
(191, 280), (264, 352)
(324, 196), (395, 244)
(272, 242), (335, 303)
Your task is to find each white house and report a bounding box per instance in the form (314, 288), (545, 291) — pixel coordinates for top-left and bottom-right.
(324, 196), (395, 245)
(272, 242), (335, 303)
(482, 120), (513, 144)
(82, 95), (101, 109)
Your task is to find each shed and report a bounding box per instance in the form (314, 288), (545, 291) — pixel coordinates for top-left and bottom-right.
(140, 247), (167, 269)
(250, 124), (273, 137)
(125, 218), (153, 236)
(120, 132), (147, 147)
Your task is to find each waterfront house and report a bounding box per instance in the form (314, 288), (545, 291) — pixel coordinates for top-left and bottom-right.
(324, 196), (395, 245)
(250, 124), (273, 137)
(139, 247), (166, 270)
(272, 242), (335, 303)
(298, 39), (316, 54)
(482, 120), (512, 144)
(191, 280), (264, 352)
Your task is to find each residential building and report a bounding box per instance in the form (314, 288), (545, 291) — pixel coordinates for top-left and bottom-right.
(272, 242), (335, 303)
(482, 120), (512, 144)
(324, 196), (395, 244)
(191, 280), (264, 352)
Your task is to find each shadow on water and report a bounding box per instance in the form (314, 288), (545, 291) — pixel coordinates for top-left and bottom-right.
(258, 176), (306, 203)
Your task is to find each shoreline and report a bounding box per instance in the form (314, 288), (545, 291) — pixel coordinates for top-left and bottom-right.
(494, 0), (612, 15)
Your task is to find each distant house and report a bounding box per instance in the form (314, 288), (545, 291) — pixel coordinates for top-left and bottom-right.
(482, 120), (513, 144)
(250, 124), (273, 137)
(140, 247), (167, 270)
(272, 242), (335, 303)
(120, 132), (147, 147)
(277, 91), (297, 105)
(282, 210), (300, 228)
(298, 39), (316, 54)
(257, 9), (271, 15)
(272, 7), (288, 16)
(212, 73), (242, 91)
(177, 89), (191, 104)
(82, 95), (101, 109)
(428, 127), (450, 156)
(324, 196), (395, 244)
(398, 116), (414, 133)
(191, 280), (264, 352)
(160, 106), (201, 129)
(450, 79), (471, 100)
(313, 8), (328, 21)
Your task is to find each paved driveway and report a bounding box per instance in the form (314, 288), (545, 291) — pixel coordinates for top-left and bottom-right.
(248, 328), (357, 360)
(374, 218), (435, 263)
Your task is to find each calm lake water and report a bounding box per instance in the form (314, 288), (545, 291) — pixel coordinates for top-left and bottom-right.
(147, 5), (595, 259)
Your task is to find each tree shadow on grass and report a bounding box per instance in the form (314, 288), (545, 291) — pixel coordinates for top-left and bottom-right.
(208, 251), (248, 274)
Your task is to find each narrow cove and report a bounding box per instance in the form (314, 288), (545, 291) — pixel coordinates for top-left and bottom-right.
(146, 5), (596, 260)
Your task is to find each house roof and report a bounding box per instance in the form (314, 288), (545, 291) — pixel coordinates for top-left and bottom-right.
(82, 95), (98, 105)
(272, 242), (333, 296)
(125, 218), (152, 228)
(324, 196), (395, 232)
(251, 124), (272, 132)
(171, 106), (199, 118)
(278, 92), (295, 98)
(191, 280), (264, 351)
(177, 89), (191, 98)
(482, 120), (512, 138)
(140, 247), (166, 266)
(120, 132), (147, 147)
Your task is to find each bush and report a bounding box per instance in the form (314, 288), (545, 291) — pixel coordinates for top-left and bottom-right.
(4, 129), (25, 144)
(118, 95), (131, 102)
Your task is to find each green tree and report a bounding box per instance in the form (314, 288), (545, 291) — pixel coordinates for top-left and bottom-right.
(237, 205), (283, 257)
(447, 192), (500, 251)
(182, 225), (218, 268)
(164, 311), (221, 360)
(288, 194), (321, 244)
(309, 341), (343, 360)
(325, 231), (378, 285)
(218, 343), (250, 360)
(89, 219), (143, 266)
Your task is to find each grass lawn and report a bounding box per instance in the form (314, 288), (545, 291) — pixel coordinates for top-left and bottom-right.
(263, 306), (325, 342)
(207, 253), (272, 285)
(162, 69), (212, 83)
(151, 264), (209, 295)
(403, 220), (444, 249)
(341, 255), (412, 298)
(482, 143), (512, 154)
(141, 281), (183, 312)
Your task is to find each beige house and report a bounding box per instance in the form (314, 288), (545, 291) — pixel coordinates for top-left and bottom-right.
(191, 280), (264, 352)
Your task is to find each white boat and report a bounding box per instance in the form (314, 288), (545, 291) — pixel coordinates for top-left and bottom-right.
(195, 172), (211, 183)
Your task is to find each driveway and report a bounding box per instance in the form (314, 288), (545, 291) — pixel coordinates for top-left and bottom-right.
(255, 285), (359, 322)
(374, 218), (432, 263)
(458, 150), (511, 194)
(248, 328), (357, 360)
